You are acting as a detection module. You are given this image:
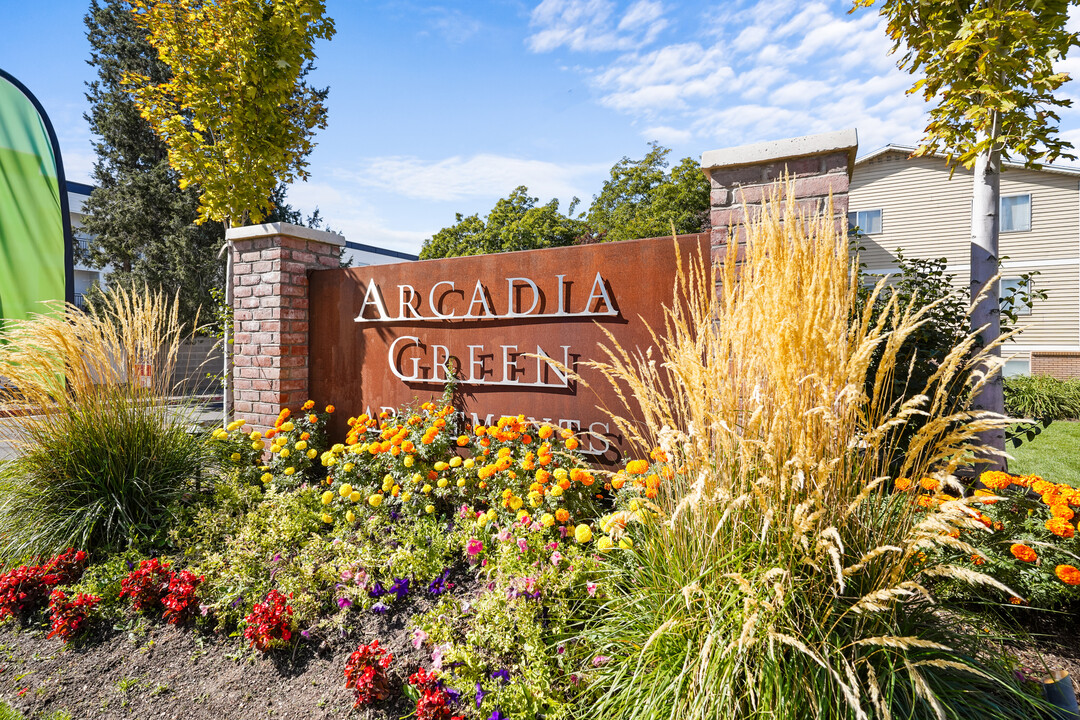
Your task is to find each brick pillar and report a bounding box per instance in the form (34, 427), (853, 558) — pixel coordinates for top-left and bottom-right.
(226, 221), (344, 432)
(701, 128), (858, 259)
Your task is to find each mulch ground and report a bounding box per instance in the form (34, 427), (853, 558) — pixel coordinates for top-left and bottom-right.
(1, 600), (1078, 718)
(0, 598), (436, 720)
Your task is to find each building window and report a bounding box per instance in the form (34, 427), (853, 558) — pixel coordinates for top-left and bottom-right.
(847, 209), (882, 235)
(1000, 277), (1033, 316)
(1003, 359), (1030, 377)
(1000, 194), (1031, 232)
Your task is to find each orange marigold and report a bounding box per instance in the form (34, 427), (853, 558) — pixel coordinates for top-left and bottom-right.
(1051, 504), (1076, 521)
(625, 460), (649, 475)
(538, 425), (554, 440)
(919, 477), (939, 492)
(1055, 564), (1080, 585)
(302, 400), (315, 410)
(555, 508), (570, 523)
(894, 477), (912, 492)
(565, 437), (580, 450)
(971, 554), (986, 566)
(1046, 517), (1076, 539)
(456, 435), (470, 447)
(1009, 544), (1037, 563)
(979, 470), (1012, 491)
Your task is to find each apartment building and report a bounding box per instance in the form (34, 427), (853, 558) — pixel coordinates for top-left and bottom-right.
(849, 145), (1080, 378)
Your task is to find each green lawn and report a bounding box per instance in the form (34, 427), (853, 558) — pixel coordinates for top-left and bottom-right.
(1009, 420), (1080, 486)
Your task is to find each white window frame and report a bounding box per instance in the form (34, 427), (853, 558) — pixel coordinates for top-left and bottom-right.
(847, 209), (882, 235)
(1000, 276), (1033, 316)
(1000, 193), (1031, 233)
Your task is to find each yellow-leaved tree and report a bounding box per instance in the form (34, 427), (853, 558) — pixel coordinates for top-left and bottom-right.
(122, 0), (336, 421)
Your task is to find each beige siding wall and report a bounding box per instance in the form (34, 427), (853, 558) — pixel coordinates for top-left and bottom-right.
(850, 150), (1080, 367)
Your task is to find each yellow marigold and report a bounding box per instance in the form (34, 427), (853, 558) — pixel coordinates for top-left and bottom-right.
(597, 536), (614, 552)
(321, 513), (333, 524)
(450, 456), (462, 468)
(1010, 544), (1037, 563)
(540, 513), (555, 527)
(619, 537), (634, 549)
(1055, 564), (1080, 585)
(554, 468), (569, 482)
(284, 467), (296, 476)
(574, 524), (593, 543)
(260, 472), (273, 483)
(321, 491), (334, 505)
(425, 504), (435, 514)
(339, 483), (354, 498)
(368, 494), (384, 507)
(626, 459), (649, 475)
(1046, 517), (1076, 539)
(349, 491), (361, 503)
(346, 510), (356, 523)
(437, 478), (449, 489)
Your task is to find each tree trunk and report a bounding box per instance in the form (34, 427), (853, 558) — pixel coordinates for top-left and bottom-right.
(222, 225), (233, 429)
(970, 137), (1006, 472)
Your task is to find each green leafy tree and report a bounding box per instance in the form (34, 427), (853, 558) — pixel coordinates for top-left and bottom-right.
(81, 0), (224, 331)
(856, 0), (1080, 466)
(420, 187), (587, 259)
(586, 143), (710, 243)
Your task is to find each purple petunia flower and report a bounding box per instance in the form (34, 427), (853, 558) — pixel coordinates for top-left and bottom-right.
(390, 576), (411, 601)
(488, 710), (508, 720)
(445, 686), (461, 703)
(475, 682), (486, 709)
(368, 581), (386, 598)
(491, 668), (510, 685)
(428, 569), (451, 596)
(371, 601), (389, 614)
(337, 597), (352, 609)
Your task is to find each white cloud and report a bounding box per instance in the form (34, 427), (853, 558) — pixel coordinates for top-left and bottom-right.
(283, 181), (431, 255)
(541, 1), (935, 153)
(527, 0), (668, 53)
(337, 153), (607, 203)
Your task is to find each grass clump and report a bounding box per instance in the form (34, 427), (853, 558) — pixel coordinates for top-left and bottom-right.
(1004, 374), (1080, 420)
(576, 191), (1044, 719)
(0, 287), (210, 561)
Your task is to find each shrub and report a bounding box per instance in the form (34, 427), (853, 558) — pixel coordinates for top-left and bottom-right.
(344, 640), (393, 707)
(576, 191), (1045, 720)
(242, 589), (294, 651)
(161, 569), (203, 625)
(46, 589), (100, 642)
(1004, 374), (1080, 420)
(0, 549), (88, 621)
(938, 470), (1080, 608)
(0, 287), (211, 560)
(118, 558), (172, 612)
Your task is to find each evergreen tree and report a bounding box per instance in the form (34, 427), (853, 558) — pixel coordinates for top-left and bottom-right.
(81, 0), (224, 331)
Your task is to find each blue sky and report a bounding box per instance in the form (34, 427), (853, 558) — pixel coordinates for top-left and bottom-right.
(5, 0), (1080, 255)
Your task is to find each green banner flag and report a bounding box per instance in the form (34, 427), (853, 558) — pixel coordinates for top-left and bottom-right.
(0, 69), (74, 324)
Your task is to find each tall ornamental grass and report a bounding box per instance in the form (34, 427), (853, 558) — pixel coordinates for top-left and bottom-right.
(0, 287), (209, 561)
(577, 192), (1043, 719)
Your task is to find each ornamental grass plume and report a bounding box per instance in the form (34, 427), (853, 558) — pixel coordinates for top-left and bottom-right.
(0, 286), (209, 560)
(576, 188), (1045, 719)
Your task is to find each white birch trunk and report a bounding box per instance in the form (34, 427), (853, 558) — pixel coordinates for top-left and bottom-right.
(222, 234), (234, 428)
(970, 136), (1006, 471)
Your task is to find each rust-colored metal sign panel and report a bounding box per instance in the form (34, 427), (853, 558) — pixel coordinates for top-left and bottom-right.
(308, 233), (710, 463)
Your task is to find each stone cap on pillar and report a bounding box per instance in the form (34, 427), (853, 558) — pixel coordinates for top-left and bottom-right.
(701, 128), (859, 179)
(225, 221), (345, 246)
